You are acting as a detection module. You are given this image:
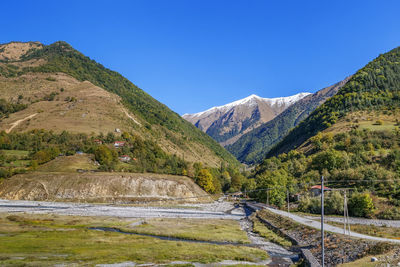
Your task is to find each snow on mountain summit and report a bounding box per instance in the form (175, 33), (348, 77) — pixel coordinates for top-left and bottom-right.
(182, 92), (311, 147)
(184, 92), (311, 118)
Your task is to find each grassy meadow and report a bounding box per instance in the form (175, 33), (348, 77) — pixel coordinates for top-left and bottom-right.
(0, 213), (267, 266)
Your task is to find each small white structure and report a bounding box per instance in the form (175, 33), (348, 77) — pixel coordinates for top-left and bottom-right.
(114, 141), (125, 148)
(119, 155), (131, 162)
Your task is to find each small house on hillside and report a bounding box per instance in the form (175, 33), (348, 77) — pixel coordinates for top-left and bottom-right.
(119, 155), (131, 162)
(310, 185), (332, 196)
(93, 139), (103, 145)
(114, 141), (125, 148)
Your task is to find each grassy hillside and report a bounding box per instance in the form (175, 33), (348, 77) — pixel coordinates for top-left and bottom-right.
(0, 41), (239, 168)
(227, 78), (349, 164)
(251, 46), (400, 218)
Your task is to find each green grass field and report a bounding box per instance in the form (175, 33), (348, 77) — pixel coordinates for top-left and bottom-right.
(37, 154), (98, 172)
(0, 150), (30, 158)
(0, 213), (267, 266)
(126, 217), (250, 243)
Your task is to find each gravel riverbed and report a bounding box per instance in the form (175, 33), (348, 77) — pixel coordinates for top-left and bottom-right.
(0, 199), (245, 220)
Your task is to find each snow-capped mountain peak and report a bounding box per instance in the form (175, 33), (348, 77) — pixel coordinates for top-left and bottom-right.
(184, 92), (311, 118)
(182, 92), (311, 146)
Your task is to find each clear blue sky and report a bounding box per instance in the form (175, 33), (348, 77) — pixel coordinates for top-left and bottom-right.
(2, 1), (400, 115)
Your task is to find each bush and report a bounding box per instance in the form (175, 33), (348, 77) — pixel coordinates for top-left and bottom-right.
(349, 192), (375, 218)
(298, 191), (344, 215)
(325, 191), (344, 215)
(298, 196), (321, 214)
(377, 207), (400, 220)
(94, 145), (118, 169)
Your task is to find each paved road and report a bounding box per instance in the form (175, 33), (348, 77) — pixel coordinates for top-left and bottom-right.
(303, 215), (400, 228)
(0, 199), (245, 220)
(260, 205), (400, 244)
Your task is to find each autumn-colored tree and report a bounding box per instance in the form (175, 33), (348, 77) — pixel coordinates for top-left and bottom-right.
(94, 145), (118, 169)
(196, 168), (215, 193)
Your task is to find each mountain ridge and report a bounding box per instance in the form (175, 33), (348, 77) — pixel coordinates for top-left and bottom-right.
(227, 77), (351, 164)
(183, 92), (310, 146)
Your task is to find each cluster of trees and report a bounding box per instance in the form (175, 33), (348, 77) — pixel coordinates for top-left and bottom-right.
(0, 130), (189, 176)
(251, 127), (400, 218)
(0, 129), (246, 194)
(192, 162), (251, 194)
(0, 98), (27, 119)
(299, 191), (375, 218)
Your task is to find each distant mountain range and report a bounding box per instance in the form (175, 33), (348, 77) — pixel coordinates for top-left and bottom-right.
(183, 93), (310, 146)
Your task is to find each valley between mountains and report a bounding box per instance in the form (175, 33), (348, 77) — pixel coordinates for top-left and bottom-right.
(1, 41), (400, 266)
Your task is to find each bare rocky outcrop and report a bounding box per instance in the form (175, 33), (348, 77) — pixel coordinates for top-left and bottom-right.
(0, 172), (211, 203)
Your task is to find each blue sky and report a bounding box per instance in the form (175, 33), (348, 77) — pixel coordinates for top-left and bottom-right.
(2, 1), (400, 115)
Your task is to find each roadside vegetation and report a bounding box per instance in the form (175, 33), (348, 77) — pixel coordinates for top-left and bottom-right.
(327, 221), (400, 240)
(249, 214), (292, 247)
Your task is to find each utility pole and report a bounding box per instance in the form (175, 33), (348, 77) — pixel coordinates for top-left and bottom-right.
(321, 175), (325, 267)
(287, 189), (290, 212)
(343, 190), (346, 235)
(343, 190), (351, 236)
(266, 189), (269, 206)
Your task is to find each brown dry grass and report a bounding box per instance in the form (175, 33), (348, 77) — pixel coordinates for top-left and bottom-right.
(0, 72), (141, 135)
(0, 42), (43, 61)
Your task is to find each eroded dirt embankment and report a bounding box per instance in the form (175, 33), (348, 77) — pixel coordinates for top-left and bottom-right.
(0, 172), (211, 203)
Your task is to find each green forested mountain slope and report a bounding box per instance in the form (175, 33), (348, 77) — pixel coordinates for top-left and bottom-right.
(227, 77), (350, 164)
(267, 46), (400, 157)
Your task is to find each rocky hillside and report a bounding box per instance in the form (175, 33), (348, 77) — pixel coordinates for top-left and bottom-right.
(0, 172), (210, 203)
(183, 93), (310, 146)
(0, 41), (239, 168)
(227, 77), (350, 164)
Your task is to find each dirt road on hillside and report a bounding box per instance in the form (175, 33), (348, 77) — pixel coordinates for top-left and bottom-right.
(5, 113), (38, 133)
